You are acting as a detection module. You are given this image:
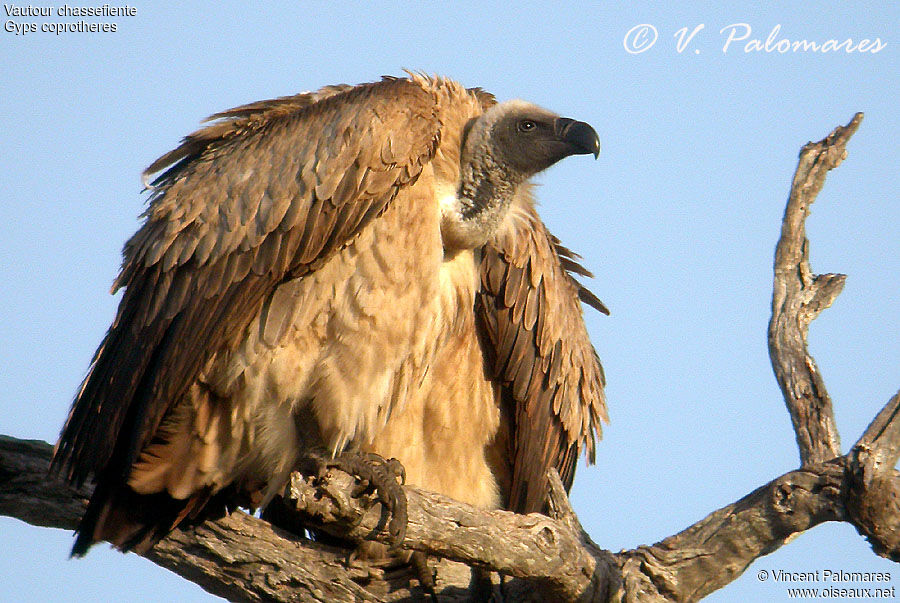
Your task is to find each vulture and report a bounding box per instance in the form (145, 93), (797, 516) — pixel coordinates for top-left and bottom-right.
(51, 73), (608, 557)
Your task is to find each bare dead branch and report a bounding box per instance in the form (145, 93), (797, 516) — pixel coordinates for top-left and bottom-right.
(281, 469), (615, 601)
(147, 512), (389, 602)
(0, 436), (408, 602)
(768, 112), (863, 465)
(1, 435), (609, 601)
(546, 467), (602, 553)
(845, 391), (900, 561)
(845, 468), (900, 563)
(0, 436), (91, 529)
(854, 391), (900, 479)
(4, 433), (897, 603)
(764, 111), (899, 562)
(619, 461), (846, 602)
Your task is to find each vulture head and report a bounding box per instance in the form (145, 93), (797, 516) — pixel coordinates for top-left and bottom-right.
(474, 100), (600, 174)
(445, 100), (600, 250)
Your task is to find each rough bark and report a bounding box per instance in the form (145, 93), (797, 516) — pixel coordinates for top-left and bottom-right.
(847, 392), (900, 561)
(1, 113), (897, 601)
(767, 113), (859, 466)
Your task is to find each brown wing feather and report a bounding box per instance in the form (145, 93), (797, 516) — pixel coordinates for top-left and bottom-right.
(476, 188), (607, 514)
(51, 77), (442, 494)
(141, 84), (357, 186)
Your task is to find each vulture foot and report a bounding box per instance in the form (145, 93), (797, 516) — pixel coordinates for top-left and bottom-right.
(317, 451), (409, 550)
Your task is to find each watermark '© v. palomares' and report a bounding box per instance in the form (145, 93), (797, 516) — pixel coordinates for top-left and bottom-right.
(624, 23), (887, 55)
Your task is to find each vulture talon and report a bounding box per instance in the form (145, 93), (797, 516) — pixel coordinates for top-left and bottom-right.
(320, 451), (409, 549)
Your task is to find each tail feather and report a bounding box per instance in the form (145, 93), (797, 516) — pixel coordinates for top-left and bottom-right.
(72, 476), (216, 556)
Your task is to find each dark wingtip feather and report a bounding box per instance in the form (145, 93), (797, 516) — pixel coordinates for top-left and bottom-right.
(578, 286), (610, 315)
(70, 533), (92, 558)
(559, 255), (593, 278)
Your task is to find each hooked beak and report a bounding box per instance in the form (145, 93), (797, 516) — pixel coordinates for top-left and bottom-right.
(555, 117), (600, 159)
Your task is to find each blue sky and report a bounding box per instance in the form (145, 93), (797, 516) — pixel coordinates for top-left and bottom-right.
(1, 2), (897, 601)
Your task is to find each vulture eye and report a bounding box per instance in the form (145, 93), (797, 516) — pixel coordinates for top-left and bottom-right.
(517, 119), (537, 133)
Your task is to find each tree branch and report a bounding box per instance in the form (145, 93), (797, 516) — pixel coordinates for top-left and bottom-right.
(854, 391), (900, 478)
(846, 391), (900, 561)
(0, 436), (611, 602)
(767, 112), (862, 466)
(279, 469), (617, 601)
(3, 433), (897, 602)
(618, 461), (846, 602)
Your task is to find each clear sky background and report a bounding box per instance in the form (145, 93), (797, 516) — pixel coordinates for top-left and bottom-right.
(1, 2), (897, 601)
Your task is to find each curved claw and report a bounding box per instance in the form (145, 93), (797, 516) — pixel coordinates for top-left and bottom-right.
(319, 451), (409, 549)
(386, 457), (407, 485)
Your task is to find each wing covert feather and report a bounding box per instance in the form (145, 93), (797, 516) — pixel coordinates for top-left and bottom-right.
(476, 190), (607, 514)
(52, 77), (442, 487)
